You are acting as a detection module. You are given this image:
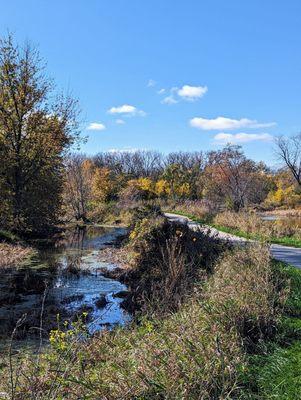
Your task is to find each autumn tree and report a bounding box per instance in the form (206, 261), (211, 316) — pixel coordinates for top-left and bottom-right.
(266, 169), (300, 207)
(64, 155), (93, 222)
(0, 35), (79, 234)
(91, 167), (122, 204)
(205, 146), (270, 211)
(163, 164), (194, 199)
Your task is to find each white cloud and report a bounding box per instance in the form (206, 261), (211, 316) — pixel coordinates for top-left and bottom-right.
(147, 79), (156, 87)
(190, 116), (276, 130)
(108, 104), (146, 117)
(177, 85), (208, 101)
(161, 95), (178, 105)
(86, 122), (106, 131)
(116, 119), (125, 125)
(214, 132), (274, 144)
(161, 84), (207, 104)
(108, 147), (146, 154)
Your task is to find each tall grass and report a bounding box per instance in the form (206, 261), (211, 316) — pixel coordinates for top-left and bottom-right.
(240, 261), (301, 399)
(0, 242), (288, 399)
(213, 211), (301, 246)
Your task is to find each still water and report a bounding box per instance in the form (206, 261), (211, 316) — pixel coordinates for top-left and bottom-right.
(0, 226), (131, 343)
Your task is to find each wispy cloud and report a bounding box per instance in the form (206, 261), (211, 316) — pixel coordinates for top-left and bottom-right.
(108, 104), (146, 117)
(190, 116), (276, 130)
(108, 147), (147, 153)
(86, 122), (106, 131)
(214, 132), (274, 144)
(115, 119), (125, 125)
(147, 79), (156, 87)
(161, 95), (178, 105)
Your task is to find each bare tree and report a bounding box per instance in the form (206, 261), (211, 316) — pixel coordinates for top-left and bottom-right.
(165, 151), (205, 171)
(94, 150), (164, 178)
(64, 155), (92, 221)
(276, 134), (301, 186)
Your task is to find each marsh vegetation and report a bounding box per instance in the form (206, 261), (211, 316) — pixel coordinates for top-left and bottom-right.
(1, 34), (301, 399)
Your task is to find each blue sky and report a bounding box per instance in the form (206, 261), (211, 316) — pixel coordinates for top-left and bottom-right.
(1, 0), (301, 165)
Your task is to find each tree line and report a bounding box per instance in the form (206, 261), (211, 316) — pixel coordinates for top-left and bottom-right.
(1, 35), (301, 235)
(63, 145), (291, 222)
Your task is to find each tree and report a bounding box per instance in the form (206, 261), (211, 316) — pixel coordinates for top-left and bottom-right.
(205, 146), (270, 211)
(276, 134), (301, 186)
(93, 150), (164, 179)
(64, 155), (93, 222)
(0, 35), (79, 233)
(91, 167), (121, 203)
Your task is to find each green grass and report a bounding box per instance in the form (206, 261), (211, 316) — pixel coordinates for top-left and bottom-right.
(0, 229), (21, 243)
(240, 261), (301, 399)
(167, 210), (301, 248)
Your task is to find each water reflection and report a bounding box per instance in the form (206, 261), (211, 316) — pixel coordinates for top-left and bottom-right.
(0, 226), (131, 341)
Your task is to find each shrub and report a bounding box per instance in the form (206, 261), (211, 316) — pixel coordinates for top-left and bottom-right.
(125, 214), (224, 313)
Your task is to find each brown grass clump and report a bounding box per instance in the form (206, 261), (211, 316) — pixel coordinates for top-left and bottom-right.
(125, 215), (224, 314)
(0, 243), (32, 268)
(167, 199), (214, 220)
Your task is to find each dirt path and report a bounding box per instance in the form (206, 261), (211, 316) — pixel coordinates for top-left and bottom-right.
(165, 213), (301, 269)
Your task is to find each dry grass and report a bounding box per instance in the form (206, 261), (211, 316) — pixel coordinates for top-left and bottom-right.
(264, 208), (301, 217)
(165, 199), (214, 221)
(0, 243), (287, 400)
(208, 245), (286, 350)
(0, 243), (33, 268)
(124, 215), (223, 314)
(214, 211), (301, 241)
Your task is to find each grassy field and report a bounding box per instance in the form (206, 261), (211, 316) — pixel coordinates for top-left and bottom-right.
(168, 210), (301, 248)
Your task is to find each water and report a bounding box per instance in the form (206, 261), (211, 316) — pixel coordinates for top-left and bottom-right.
(260, 215), (278, 221)
(0, 226), (131, 344)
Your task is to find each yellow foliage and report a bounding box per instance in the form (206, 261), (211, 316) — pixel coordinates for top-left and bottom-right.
(136, 177), (154, 192)
(175, 182), (191, 197)
(155, 179), (171, 197)
(92, 167), (115, 203)
(266, 182), (301, 207)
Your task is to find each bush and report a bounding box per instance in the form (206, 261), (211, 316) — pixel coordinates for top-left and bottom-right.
(125, 214), (224, 314)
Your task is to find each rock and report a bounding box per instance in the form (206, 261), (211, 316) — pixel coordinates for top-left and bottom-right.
(95, 295), (108, 309)
(61, 294), (84, 305)
(112, 290), (129, 299)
